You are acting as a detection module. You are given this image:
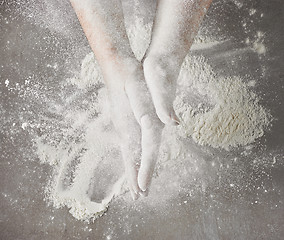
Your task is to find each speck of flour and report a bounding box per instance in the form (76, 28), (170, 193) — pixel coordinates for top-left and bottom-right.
(34, 18), (272, 222)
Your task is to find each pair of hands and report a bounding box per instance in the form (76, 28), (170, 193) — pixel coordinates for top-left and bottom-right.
(106, 59), (178, 200)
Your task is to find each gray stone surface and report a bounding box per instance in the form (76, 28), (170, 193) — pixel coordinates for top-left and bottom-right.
(0, 0), (283, 239)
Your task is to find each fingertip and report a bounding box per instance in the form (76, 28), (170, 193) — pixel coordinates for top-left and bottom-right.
(138, 172), (148, 192)
(126, 166), (141, 194)
(171, 111), (180, 125)
(159, 115), (174, 125)
(141, 185), (148, 192)
(170, 119), (179, 126)
(131, 175), (141, 194)
(139, 189), (149, 197)
(130, 189), (139, 201)
(157, 110), (179, 126)
(133, 184), (141, 195)
(162, 116), (179, 126)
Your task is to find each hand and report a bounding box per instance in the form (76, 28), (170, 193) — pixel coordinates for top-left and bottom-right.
(107, 61), (163, 200)
(143, 55), (180, 126)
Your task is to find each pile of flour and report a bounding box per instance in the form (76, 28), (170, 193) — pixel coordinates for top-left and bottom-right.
(175, 55), (270, 149)
(35, 19), (272, 222)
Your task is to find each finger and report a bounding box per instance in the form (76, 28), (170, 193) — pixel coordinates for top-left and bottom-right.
(126, 161), (140, 195)
(125, 72), (178, 127)
(138, 114), (163, 192)
(108, 88), (143, 200)
(146, 82), (180, 126)
(143, 56), (180, 125)
(130, 188), (139, 201)
(139, 188), (149, 197)
(120, 137), (142, 197)
(171, 110), (180, 124)
(155, 103), (180, 126)
(125, 160), (140, 201)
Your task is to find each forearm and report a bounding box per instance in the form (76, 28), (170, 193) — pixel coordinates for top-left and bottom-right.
(185, 0), (213, 46)
(70, 0), (135, 68)
(147, 0), (213, 64)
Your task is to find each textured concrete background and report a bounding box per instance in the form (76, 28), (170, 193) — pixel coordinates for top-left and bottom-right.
(0, 0), (283, 239)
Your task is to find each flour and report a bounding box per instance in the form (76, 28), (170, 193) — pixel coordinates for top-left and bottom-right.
(249, 9), (257, 16)
(245, 31), (267, 55)
(253, 42), (266, 55)
(5, 79), (9, 87)
(175, 55), (271, 149)
(35, 18), (272, 222)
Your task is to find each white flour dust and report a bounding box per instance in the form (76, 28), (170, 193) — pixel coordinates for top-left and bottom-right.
(175, 55), (271, 149)
(35, 20), (272, 222)
(245, 31), (266, 55)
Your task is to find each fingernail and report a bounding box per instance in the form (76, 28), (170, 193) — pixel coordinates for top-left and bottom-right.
(171, 112), (180, 125)
(171, 120), (179, 126)
(141, 186), (147, 192)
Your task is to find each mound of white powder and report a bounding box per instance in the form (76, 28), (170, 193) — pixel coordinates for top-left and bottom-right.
(175, 55), (271, 149)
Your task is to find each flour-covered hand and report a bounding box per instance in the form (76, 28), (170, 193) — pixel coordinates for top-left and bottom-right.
(108, 61), (163, 200)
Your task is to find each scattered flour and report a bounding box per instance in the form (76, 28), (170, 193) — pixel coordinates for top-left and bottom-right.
(245, 31), (267, 55)
(35, 18), (272, 222)
(5, 79), (9, 87)
(230, 0), (243, 9)
(249, 9), (257, 16)
(253, 42), (266, 55)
